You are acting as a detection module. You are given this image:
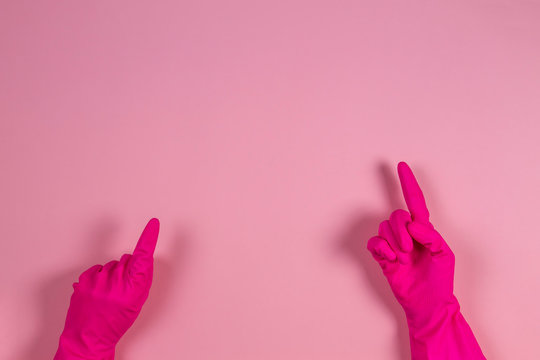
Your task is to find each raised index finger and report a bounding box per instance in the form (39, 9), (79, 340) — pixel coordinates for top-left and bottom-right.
(133, 218), (160, 259)
(397, 162), (430, 223)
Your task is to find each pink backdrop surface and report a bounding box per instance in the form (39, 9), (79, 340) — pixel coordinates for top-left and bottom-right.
(1, 1), (540, 359)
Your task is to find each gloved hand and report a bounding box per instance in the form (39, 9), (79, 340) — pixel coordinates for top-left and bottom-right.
(54, 218), (160, 360)
(367, 163), (485, 360)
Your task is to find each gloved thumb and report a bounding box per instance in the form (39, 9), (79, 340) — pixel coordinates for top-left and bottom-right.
(406, 221), (446, 255)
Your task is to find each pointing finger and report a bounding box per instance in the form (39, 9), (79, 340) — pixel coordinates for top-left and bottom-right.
(133, 218), (160, 259)
(130, 218), (160, 277)
(397, 162), (430, 224)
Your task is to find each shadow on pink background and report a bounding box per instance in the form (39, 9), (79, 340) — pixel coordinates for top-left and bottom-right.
(1, 1), (539, 359)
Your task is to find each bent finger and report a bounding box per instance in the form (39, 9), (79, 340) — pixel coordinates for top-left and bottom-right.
(379, 220), (410, 264)
(368, 236), (397, 262)
(389, 209), (413, 253)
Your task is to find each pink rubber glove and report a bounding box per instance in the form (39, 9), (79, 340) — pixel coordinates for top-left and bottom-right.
(367, 163), (485, 360)
(54, 218), (160, 360)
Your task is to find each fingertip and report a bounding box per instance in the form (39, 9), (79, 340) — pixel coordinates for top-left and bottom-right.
(133, 218), (160, 258)
(143, 217), (160, 241)
(397, 161), (411, 179)
(397, 162), (430, 224)
(368, 236), (397, 262)
(406, 222), (432, 247)
(397, 161), (409, 171)
(385, 248), (397, 261)
(397, 162), (416, 191)
(147, 217), (160, 232)
(406, 221), (445, 255)
(406, 221), (421, 237)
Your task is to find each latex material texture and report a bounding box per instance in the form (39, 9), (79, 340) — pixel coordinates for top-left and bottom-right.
(367, 163), (486, 360)
(54, 218), (160, 360)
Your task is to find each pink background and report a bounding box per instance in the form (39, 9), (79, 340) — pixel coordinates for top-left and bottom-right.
(1, 1), (539, 359)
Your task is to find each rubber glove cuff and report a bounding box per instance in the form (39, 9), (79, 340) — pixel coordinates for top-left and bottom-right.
(54, 330), (115, 360)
